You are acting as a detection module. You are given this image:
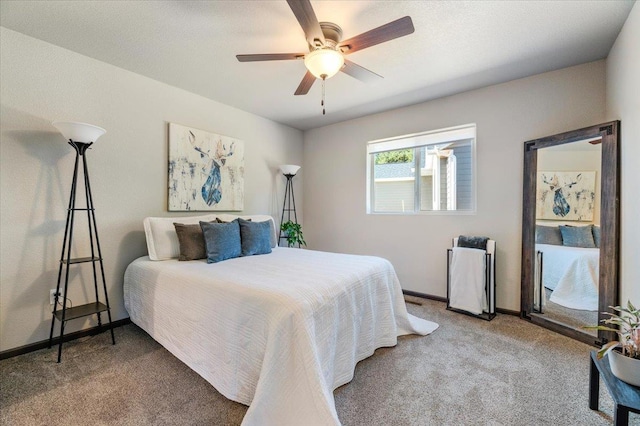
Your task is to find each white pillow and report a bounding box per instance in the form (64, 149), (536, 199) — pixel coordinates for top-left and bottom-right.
(217, 214), (278, 248)
(144, 214), (218, 260)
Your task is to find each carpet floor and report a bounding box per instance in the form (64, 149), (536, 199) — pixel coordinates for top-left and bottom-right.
(1, 297), (637, 425)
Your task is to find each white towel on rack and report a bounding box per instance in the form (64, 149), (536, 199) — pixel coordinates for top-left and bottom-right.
(450, 247), (487, 315)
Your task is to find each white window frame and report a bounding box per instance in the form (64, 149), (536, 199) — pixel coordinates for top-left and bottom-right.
(366, 124), (476, 215)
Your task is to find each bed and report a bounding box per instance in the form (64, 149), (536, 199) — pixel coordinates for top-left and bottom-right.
(536, 243), (599, 311)
(124, 222), (438, 426)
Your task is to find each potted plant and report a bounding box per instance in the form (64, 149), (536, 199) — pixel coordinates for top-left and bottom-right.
(585, 300), (640, 387)
(280, 221), (306, 248)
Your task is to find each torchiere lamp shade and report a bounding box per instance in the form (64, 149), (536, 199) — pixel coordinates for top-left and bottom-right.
(279, 165), (301, 176)
(52, 121), (106, 143)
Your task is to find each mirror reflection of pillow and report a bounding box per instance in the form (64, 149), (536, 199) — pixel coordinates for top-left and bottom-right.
(592, 225), (601, 248)
(535, 225), (563, 246)
(559, 225), (596, 248)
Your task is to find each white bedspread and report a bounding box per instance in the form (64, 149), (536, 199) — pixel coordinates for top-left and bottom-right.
(124, 247), (438, 426)
(536, 244), (599, 311)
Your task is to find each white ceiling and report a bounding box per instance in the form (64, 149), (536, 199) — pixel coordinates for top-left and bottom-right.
(0, 1), (634, 131)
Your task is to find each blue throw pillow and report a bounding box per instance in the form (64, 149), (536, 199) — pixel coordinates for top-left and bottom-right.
(200, 220), (241, 263)
(592, 225), (601, 248)
(559, 225), (596, 248)
(535, 225), (563, 246)
(239, 218), (272, 256)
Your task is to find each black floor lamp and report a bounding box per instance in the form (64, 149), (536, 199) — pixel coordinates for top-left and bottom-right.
(49, 121), (115, 363)
(278, 165), (301, 247)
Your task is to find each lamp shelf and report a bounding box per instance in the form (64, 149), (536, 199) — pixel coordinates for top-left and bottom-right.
(53, 302), (109, 322)
(60, 257), (102, 265)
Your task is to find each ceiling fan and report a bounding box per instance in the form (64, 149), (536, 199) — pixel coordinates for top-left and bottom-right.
(236, 0), (415, 114)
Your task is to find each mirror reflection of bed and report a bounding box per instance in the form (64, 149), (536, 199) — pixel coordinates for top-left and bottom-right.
(534, 138), (601, 335)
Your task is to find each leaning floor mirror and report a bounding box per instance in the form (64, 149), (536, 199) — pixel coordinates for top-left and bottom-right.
(521, 121), (620, 346)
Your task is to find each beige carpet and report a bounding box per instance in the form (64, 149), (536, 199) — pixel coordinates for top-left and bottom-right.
(1, 297), (637, 425)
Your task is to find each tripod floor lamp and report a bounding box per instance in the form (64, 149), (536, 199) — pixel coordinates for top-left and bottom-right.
(48, 121), (115, 363)
(278, 165), (301, 247)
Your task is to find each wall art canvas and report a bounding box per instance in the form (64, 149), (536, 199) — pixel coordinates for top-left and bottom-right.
(168, 123), (244, 211)
(536, 171), (596, 221)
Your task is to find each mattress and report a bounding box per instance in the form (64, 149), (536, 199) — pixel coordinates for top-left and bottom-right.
(124, 247), (438, 425)
(536, 243), (599, 311)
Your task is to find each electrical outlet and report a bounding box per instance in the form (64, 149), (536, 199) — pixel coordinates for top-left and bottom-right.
(49, 289), (60, 305)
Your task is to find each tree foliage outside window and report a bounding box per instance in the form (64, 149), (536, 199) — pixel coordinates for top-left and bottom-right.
(374, 149), (413, 164)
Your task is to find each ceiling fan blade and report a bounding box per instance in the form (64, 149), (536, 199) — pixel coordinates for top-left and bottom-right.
(294, 71), (316, 95)
(341, 59), (383, 82)
(338, 16), (414, 54)
(236, 53), (304, 62)
(287, 0), (325, 47)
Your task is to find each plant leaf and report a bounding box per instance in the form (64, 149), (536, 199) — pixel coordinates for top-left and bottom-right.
(628, 299), (636, 312)
(596, 341), (620, 360)
(583, 325), (619, 333)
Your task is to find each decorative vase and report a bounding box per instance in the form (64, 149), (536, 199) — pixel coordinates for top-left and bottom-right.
(608, 350), (640, 387)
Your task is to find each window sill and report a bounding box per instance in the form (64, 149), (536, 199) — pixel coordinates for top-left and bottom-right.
(367, 209), (477, 216)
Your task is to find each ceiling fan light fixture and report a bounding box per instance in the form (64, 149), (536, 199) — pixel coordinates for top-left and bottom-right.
(304, 48), (344, 80)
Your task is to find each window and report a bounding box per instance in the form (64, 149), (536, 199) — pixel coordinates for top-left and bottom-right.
(367, 124), (476, 214)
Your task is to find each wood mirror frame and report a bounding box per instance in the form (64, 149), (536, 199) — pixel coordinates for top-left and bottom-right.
(521, 121), (620, 346)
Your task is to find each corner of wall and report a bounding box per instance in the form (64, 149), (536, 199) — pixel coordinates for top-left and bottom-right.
(605, 2), (640, 306)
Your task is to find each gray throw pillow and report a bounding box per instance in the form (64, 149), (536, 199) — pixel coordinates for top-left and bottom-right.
(559, 225), (596, 248)
(200, 220), (242, 263)
(457, 235), (489, 250)
(592, 225), (601, 248)
(216, 217), (251, 223)
(173, 223), (207, 261)
(239, 218), (272, 256)
(535, 225), (563, 246)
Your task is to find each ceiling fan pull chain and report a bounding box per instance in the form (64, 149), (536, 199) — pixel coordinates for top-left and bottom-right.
(321, 75), (326, 115)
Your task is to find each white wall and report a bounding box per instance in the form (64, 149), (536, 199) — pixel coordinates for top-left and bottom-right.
(0, 28), (303, 351)
(303, 61), (606, 311)
(606, 2), (640, 307)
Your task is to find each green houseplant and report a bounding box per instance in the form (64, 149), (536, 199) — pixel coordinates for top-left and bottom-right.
(280, 221), (306, 248)
(585, 300), (640, 387)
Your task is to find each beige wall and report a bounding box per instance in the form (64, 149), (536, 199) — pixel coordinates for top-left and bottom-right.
(0, 28), (303, 351)
(303, 61), (606, 311)
(606, 2), (640, 307)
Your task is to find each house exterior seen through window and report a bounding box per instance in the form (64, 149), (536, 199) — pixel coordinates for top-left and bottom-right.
(367, 124), (476, 214)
